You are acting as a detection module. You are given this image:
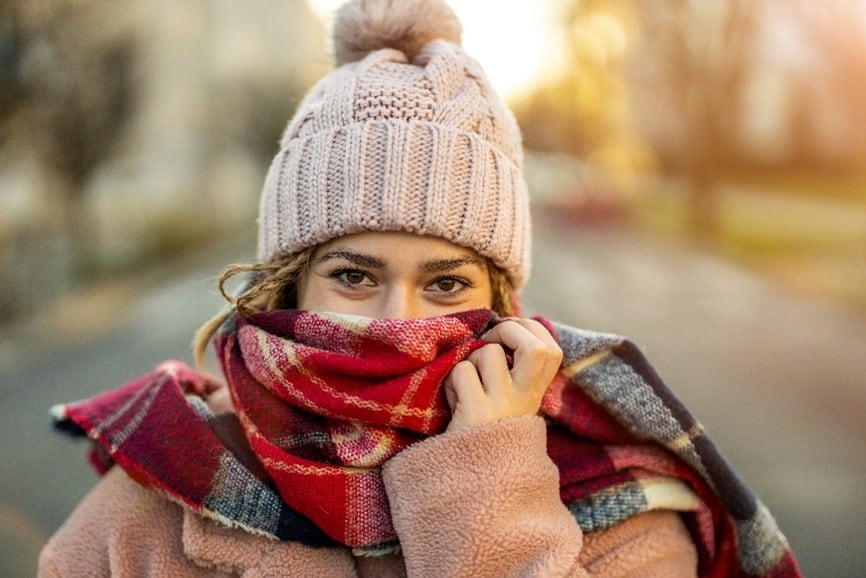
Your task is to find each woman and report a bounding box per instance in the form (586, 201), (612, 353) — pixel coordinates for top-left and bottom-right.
(40, 0), (800, 576)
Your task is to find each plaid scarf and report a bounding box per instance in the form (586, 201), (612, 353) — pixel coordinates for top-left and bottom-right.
(53, 309), (800, 577)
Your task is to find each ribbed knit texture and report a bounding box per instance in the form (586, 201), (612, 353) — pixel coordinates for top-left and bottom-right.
(257, 1), (530, 287)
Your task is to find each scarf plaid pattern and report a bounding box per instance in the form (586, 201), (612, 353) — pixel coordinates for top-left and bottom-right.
(53, 309), (800, 577)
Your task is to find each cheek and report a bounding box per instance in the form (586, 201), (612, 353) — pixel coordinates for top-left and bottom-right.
(472, 288), (495, 311)
(471, 278), (495, 310)
(294, 274), (318, 311)
(295, 275), (367, 315)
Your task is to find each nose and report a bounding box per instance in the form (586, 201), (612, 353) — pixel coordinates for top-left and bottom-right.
(380, 285), (421, 319)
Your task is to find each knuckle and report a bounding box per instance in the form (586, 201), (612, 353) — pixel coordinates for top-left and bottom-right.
(497, 318), (522, 333)
(478, 343), (506, 359)
(451, 360), (476, 378)
(524, 340), (548, 360)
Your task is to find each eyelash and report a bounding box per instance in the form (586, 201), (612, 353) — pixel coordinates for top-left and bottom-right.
(330, 268), (374, 288)
(428, 276), (472, 294)
(328, 268), (472, 295)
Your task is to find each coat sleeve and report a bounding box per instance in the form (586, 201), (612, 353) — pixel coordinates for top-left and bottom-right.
(381, 415), (698, 578)
(37, 467), (359, 577)
(579, 509), (698, 578)
(38, 467), (221, 577)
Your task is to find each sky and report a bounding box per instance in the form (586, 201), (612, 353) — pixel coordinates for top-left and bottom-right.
(305, 0), (561, 99)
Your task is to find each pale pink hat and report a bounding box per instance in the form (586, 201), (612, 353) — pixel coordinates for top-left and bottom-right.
(257, 0), (531, 287)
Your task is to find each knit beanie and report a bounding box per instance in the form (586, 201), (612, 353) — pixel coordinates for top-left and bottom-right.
(257, 0), (531, 287)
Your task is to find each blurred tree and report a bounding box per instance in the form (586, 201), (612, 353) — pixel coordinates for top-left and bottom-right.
(513, 0), (635, 161)
(0, 0), (26, 125)
(786, 0), (866, 170)
(3, 0), (138, 279)
(628, 0), (763, 239)
(784, 1), (866, 272)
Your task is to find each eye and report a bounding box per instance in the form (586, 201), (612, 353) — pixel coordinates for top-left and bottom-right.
(427, 276), (469, 294)
(332, 269), (375, 287)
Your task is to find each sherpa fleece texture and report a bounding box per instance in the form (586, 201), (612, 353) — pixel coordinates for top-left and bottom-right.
(39, 416), (697, 577)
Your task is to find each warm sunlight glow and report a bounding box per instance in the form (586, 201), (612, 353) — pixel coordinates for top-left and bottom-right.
(306, 0), (562, 100)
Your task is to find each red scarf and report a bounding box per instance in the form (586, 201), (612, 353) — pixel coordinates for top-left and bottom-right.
(217, 309), (492, 546)
(54, 309), (801, 577)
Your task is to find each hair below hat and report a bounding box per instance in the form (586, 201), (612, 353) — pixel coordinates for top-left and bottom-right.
(257, 0), (531, 287)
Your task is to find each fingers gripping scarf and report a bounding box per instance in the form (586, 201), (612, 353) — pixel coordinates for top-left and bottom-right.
(52, 309), (801, 577)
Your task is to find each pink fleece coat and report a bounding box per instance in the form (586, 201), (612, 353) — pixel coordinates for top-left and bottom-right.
(39, 416), (697, 577)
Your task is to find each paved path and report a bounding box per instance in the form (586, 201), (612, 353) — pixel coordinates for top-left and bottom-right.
(0, 234), (254, 577)
(1, 218), (864, 576)
(525, 216), (866, 578)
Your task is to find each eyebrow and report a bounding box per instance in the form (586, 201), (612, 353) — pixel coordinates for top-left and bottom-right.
(314, 250), (385, 269)
(420, 256), (486, 274)
(314, 250), (485, 273)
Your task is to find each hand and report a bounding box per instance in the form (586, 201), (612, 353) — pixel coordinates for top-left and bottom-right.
(444, 318), (562, 432)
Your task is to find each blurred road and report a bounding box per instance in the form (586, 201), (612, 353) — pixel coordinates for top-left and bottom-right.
(2, 217), (864, 577)
(525, 216), (866, 578)
(0, 232), (255, 577)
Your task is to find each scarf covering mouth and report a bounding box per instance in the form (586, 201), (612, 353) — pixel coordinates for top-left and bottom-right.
(53, 309), (801, 577)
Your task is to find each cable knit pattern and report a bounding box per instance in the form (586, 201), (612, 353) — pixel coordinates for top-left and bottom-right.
(257, 1), (530, 287)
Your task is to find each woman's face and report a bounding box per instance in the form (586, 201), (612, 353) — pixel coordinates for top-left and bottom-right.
(296, 231), (494, 319)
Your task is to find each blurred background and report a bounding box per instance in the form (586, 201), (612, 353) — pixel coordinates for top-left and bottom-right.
(1, 0), (864, 576)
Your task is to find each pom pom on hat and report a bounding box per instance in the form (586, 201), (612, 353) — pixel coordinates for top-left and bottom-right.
(333, 0), (463, 65)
